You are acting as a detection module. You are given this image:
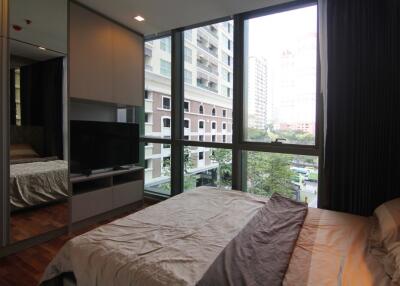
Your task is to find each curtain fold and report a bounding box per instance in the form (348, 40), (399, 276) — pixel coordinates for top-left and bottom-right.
(324, 0), (400, 215)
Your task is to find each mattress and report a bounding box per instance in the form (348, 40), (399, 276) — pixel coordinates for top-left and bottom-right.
(10, 160), (69, 209)
(41, 188), (392, 286)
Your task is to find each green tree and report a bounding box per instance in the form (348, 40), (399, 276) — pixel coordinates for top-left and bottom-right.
(209, 148), (232, 188)
(247, 152), (295, 198)
(161, 147), (196, 192)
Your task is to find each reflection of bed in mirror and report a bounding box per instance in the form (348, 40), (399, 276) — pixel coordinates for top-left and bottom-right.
(9, 53), (68, 243)
(10, 144), (69, 210)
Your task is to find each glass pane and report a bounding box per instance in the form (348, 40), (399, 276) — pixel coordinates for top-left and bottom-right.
(184, 147), (232, 191)
(144, 37), (172, 138)
(144, 143), (171, 196)
(184, 21), (233, 143)
(245, 152), (318, 206)
(244, 5), (317, 145)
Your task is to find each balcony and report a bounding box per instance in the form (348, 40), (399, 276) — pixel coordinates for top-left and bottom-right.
(197, 31), (219, 58)
(202, 25), (218, 39)
(196, 76), (219, 94)
(196, 54), (219, 76)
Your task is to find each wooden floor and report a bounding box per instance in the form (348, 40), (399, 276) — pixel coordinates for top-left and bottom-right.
(0, 203), (151, 286)
(10, 202), (69, 243)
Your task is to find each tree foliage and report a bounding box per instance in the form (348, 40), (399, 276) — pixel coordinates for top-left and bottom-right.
(247, 152), (295, 198)
(209, 148), (232, 188)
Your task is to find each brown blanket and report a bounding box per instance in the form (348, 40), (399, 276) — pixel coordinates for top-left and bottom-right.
(197, 193), (308, 286)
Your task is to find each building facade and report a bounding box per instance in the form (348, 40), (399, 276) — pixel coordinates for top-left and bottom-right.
(144, 21), (234, 193)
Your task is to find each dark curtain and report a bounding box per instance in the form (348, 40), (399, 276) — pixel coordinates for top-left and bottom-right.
(9, 69), (16, 125)
(20, 57), (64, 159)
(324, 0), (400, 215)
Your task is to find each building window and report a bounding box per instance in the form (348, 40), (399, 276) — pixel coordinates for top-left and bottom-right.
(184, 69), (192, 84)
(160, 37), (171, 52)
(222, 135), (226, 143)
(163, 156), (170, 167)
(199, 152), (204, 160)
(222, 86), (231, 98)
(184, 135), (189, 140)
(212, 122), (216, 129)
(198, 120), (204, 129)
(223, 109), (227, 117)
(163, 143), (171, 149)
(160, 59), (171, 77)
(144, 90), (149, 99)
(184, 101), (190, 112)
(199, 105), (204, 114)
(212, 108), (216, 116)
(163, 118), (171, 128)
(184, 119), (190, 128)
(212, 135), (216, 142)
(199, 135), (204, 142)
(145, 159), (151, 169)
(144, 113), (150, 123)
(222, 123), (227, 130)
(162, 97), (171, 109)
(222, 69), (230, 82)
(185, 47), (192, 63)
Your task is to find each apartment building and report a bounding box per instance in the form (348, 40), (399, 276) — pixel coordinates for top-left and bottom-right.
(247, 56), (268, 130)
(144, 21), (234, 193)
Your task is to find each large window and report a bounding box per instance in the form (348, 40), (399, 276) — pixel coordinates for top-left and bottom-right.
(144, 36), (172, 139)
(144, 143), (171, 196)
(241, 3), (319, 203)
(142, 2), (320, 204)
(184, 20), (233, 144)
(244, 5), (317, 145)
(144, 36), (172, 195)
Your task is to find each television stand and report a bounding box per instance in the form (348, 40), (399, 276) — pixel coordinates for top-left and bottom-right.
(113, 166), (131, 171)
(69, 166), (144, 232)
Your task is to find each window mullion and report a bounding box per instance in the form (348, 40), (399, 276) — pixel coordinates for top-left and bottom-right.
(170, 29), (184, 196)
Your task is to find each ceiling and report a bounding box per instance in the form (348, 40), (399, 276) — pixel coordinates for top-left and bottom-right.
(9, 0), (67, 62)
(76, 0), (292, 36)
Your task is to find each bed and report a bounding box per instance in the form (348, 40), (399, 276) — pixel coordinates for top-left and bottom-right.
(10, 159), (69, 210)
(41, 188), (397, 286)
(9, 143), (70, 210)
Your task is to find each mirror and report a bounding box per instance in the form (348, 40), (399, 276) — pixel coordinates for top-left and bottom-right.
(8, 0), (68, 243)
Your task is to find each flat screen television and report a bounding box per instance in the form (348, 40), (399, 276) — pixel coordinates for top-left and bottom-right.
(70, 120), (139, 175)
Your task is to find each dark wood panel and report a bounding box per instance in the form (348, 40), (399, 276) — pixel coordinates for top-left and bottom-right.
(10, 202), (68, 243)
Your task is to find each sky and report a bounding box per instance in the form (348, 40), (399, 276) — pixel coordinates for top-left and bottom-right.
(246, 5), (318, 126)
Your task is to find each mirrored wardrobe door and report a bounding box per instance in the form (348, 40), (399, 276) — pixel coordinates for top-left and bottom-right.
(8, 0), (69, 243)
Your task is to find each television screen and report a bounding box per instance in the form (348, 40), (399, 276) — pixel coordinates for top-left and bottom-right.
(70, 120), (139, 174)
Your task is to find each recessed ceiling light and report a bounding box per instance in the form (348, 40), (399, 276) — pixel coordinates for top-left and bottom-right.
(38, 46), (46, 51)
(134, 15), (145, 22)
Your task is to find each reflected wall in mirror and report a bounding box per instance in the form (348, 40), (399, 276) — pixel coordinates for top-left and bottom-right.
(9, 0), (68, 243)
